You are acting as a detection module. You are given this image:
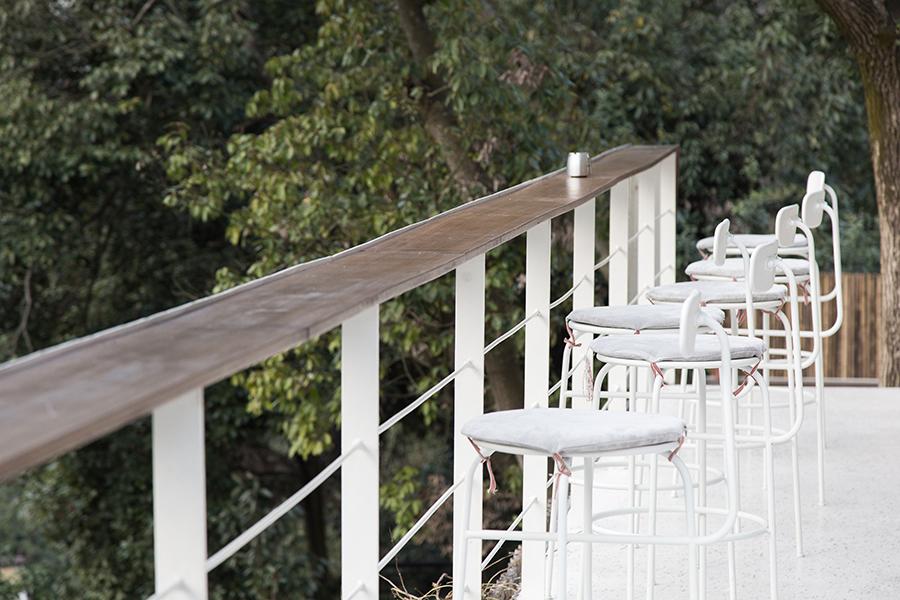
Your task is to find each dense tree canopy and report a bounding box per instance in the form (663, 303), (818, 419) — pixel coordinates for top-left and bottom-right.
(0, 0), (876, 598)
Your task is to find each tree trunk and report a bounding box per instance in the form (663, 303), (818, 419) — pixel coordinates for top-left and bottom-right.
(395, 0), (529, 409)
(816, 0), (900, 385)
(298, 455), (335, 599)
(395, 0), (491, 196)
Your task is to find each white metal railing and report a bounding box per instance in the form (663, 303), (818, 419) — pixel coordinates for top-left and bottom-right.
(0, 146), (677, 600)
(155, 150), (676, 600)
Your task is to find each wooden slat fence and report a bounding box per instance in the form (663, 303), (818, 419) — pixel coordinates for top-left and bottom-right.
(767, 272), (880, 381)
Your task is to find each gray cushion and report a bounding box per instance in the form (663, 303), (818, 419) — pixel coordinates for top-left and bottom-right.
(462, 408), (684, 456)
(590, 333), (766, 363)
(647, 281), (786, 305)
(685, 257), (810, 280)
(696, 233), (807, 253)
(567, 304), (725, 331)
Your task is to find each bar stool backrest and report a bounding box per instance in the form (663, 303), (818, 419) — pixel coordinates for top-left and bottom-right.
(679, 290), (703, 356)
(712, 218), (731, 266)
(775, 204), (801, 247)
(806, 170), (825, 194)
(750, 239), (779, 293)
(802, 188), (827, 230)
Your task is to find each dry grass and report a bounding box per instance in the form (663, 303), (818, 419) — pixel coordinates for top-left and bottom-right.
(385, 548), (521, 600)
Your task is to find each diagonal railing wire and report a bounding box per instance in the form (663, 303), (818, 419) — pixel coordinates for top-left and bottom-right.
(344, 580), (366, 600)
(378, 476), (467, 571)
(483, 310), (541, 355)
(480, 496), (539, 570)
(628, 265), (674, 305)
(144, 581), (187, 600)
(379, 363), (472, 435)
(547, 354), (587, 399)
(206, 440), (363, 572)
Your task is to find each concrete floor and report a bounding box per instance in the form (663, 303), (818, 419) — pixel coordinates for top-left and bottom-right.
(558, 386), (900, 599)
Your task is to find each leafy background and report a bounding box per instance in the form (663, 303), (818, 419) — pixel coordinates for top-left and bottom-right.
(0, 0), (874, 598)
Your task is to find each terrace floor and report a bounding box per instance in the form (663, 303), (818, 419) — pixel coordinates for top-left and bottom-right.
(559, 385), (900, 599)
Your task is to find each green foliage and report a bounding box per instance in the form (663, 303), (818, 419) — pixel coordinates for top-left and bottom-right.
(162, 1), (874, 586)
(0, 0), (877, 597)
(164, 0), (874, 479)
(381, 466), (425, 541)
(0, 1), (333, 598)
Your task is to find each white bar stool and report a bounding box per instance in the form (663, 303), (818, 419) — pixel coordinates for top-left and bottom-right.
(559, 304), (726, 406)
(456, 407), (690, 600)
(456, 293), (768, 600)
(639, 217), (808, 562)
(589, 292), (781, 600)
(691, 172), (844, 505)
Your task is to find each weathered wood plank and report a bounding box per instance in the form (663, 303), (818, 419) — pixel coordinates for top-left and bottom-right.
(0, 144), (678, 481)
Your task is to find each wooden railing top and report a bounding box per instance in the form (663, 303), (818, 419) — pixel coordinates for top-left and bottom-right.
(0, 144), (677, 481)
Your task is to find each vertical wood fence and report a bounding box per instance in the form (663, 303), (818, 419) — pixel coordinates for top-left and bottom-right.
(769, 272), (880, 382)
(818, 272), (880, 381)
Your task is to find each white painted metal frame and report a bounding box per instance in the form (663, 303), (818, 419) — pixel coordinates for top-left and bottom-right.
(658, 155), (678, 287)
(571, 198), (597, 410)
(636, 165), (661, 302)
(457, 293), (766, 600)
(453, 256), (486, 599)
(152, 389), (208, 600)
(520, 221), (552, 600)
(341, 306), (380, 599)
(607, 179), (636, 401)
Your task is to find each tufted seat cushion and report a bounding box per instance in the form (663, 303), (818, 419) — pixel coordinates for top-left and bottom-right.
(567, 304), (725, 332)
(590, 333), (766, 363)
(685, 257), (810, 280)
(462, 408), (685, 456)
(647, 281), (786, 305)
(696, 233), (807, 254)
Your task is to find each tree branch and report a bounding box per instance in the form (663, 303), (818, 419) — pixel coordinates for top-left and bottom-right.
(395, 0), (525, 409)
(395, 0), (491, 195)
(9, 267), (34, 355)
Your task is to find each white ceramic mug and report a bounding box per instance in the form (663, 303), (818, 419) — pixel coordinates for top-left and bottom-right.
(567, 152), (590, 177)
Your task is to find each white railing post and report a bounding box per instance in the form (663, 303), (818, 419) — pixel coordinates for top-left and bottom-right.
(572, 198), (596, 596)
(341, 306), (379, 599)
(609, 179), (636, 305)
(153, 389), (208, 600)
(520, 220), (552, 600)
(637, 165), (661, 300)
(453, 255), (486, 599)
(571, 198), (596, 409)
(658, 155), (677, 285)
(608, 179), (636, 396)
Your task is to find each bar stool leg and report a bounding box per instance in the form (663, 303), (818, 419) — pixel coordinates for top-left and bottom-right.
(627, 366), (639, 600)
(672, 369), (688, 497)
(760, 374), (779, 600)
(557, 469), (571, 600)
(631, 368), (646, 540)
(560, 340), (572, 408)
(627, 455), (636, 600)
(671, 454), (698, 600)
(726, 370), (738, 600)
(762, 311), (771, 386)
(815, 350), (826, 506)
(646, 375), (663, 600)
(581, 458), (593, 600)
(453, 457), (481, 600)
(787, 353), (804, 558)
(546, 465), (559, 598)
(645, 453), (659, 600)
(696, 368), (707, 600)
